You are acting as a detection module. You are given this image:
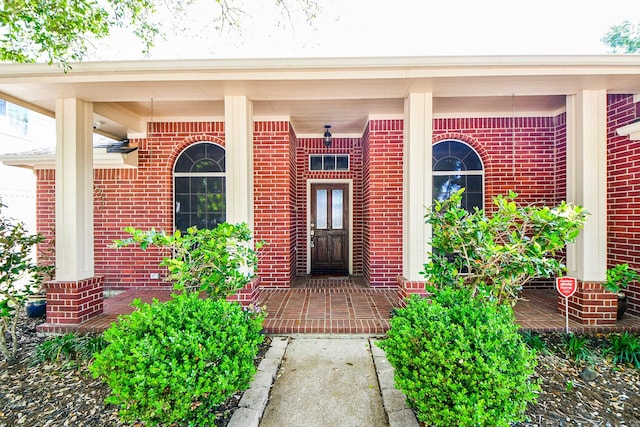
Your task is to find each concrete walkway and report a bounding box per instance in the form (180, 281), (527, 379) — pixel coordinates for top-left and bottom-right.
(226, 336), (420, 427)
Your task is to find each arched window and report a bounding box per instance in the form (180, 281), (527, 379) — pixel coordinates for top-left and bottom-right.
(432, 139), (484, 211)
(174, 142), (226, 232)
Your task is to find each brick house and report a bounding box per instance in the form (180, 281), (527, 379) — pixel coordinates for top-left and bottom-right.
(1, 56), (640, 330)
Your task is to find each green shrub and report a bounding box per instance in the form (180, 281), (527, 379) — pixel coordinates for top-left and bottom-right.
(604, 332), (640, 368)
(113, 222), (263, 299)
(0, 200), (52, 361)
(32, 333), (107, 365)
(90, 292), (266, 426)
(379, 287), (539, 427)
(422, 189), (587, 305)
(520, 330), (547, 354)
(563, 334), (592, 362)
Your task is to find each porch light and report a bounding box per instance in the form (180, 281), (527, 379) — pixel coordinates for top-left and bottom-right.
(323, 125), (332, 147)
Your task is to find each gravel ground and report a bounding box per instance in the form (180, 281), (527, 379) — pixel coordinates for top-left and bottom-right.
(1, 315), (639, 427)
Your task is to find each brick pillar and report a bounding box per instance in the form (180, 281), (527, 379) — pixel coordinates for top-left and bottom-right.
(397, 276), (428, 307)
(226, 277), (261, 307)
(557, 280), (617, 326)
(38, 277), (104, 333)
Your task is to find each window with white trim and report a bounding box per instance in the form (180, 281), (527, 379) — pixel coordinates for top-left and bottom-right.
(432, 140), (484, 211)
(309, 154), (349, 171)
(174, 142), (226, 232)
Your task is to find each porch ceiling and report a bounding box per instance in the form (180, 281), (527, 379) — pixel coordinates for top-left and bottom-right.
(0, 55), (639, 139)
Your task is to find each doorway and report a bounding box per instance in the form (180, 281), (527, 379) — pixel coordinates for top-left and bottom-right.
(309, 182), (349, 275)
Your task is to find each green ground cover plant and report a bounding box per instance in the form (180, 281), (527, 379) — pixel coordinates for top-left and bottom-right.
(563, 333), (593, 363)
(520, 330), (548, 354)
(32, 333), (107, 365)
(604, 332), (640, 368)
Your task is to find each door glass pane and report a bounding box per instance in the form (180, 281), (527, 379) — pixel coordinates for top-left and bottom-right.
(332, 189), (343, 229)
(316, 189), (327, 229)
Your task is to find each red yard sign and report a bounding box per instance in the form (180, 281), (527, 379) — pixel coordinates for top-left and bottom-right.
(556, 277), (577, 298)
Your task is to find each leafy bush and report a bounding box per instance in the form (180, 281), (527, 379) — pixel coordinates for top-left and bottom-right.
(604, 332), (640, 368)
(114, 222), (263, 299)
(563, 334), (592, 362)
(90, 292), (265, 426)
(32, 333), (107, 365)
(604, 263), (640, 294)
(379, 287), (539, 427)
(423, 189), (587, 305)
(0, 200), (52, 361)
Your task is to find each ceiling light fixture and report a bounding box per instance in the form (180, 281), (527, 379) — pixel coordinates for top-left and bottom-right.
(323, 125), (332, 147)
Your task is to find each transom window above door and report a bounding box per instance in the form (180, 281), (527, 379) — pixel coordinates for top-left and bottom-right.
(309, 154), (349, 171)
(432, 139), (484, 211)
(174, 142), (226, 232)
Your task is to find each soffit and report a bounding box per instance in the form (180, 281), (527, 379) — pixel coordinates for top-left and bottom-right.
(0, 55), (638, 138)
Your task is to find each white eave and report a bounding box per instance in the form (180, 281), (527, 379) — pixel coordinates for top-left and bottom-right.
(617, 121), (640, 140)
(0, 149), (138, 170)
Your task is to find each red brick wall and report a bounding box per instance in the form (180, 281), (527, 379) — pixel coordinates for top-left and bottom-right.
(607, 94), (640, 315)
(363, 120), (404, 287)
(295, 137), (364, 276)
(289, 127), (298, 279)
(434, 117), (560, 210)
(37, 122), (226, 290)
(554, 113), (567, 204)
(35, 169), (55, 270)
(253, 121), (294, 287)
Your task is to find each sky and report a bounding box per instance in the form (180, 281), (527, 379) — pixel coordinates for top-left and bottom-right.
(91, 0), (640, 61)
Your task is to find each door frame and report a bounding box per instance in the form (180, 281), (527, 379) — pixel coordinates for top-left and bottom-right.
(306, 179), (353, 275)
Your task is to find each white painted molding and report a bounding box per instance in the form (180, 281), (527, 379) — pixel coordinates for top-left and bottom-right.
(616, 120), (640, 140)
(0, 149), (138, 170)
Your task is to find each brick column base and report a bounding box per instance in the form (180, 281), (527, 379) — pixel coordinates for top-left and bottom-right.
(226, 277), (261, 307)
(38, 276), (104, 334)
(397, 276), (428, 307)
(557, 280), (617, 326)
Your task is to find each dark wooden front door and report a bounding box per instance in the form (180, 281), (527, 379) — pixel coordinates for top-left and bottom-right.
(310, 183), (348, 274)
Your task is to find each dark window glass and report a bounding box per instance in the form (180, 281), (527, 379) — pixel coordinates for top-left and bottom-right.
(175, 177), (189, 194)
(324, 155), (336, 170)
(191, 176), (207, 194)
(175, 142), (225, 173)
(433, 175), (464, 203)
(174, 142), (226, 232)
(310, 156), (323, 170)
(465, 175), (483, 194)
(336, 155), (349, 170)
(309, 154), (349, 171)
(433, 140), (483, 212)
(193, 158), (216, 172)
(434, 157), (465, 172)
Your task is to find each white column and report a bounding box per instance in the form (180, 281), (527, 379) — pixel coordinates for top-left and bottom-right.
(403, 92), (433, 281)
(224, 95), (254, 228)
(565, 90), (607, 281)
(55, 99), (94, 281)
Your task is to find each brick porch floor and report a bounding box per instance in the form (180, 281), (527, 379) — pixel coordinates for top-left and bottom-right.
(75, 278), (640, 335)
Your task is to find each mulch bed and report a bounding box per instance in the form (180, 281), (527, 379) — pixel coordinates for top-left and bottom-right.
(1, 315), (639, 426)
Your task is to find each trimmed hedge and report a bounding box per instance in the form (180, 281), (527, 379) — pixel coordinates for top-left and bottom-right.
(379, 287), (539, 427)
(90, 292), (265, 426)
